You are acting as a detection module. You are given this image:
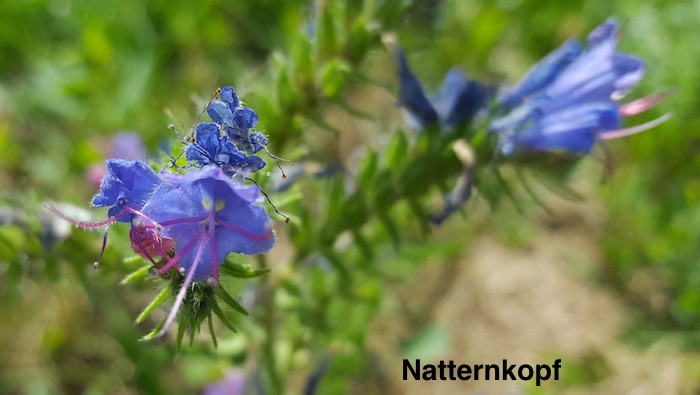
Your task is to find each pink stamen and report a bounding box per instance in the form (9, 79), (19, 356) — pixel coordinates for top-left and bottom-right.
(45, 204), (126, 228)
(130, 227), (158, 266)
(159, 213), (209, 227)
(619, 90), (675, 116)
(154, 230), (208, 339)
(598, 113), (672, 140)
(143, 229), (175, 263)
(215, 218), (272, 242)
(209, 207), (219, 287)
(45, 204), (160, 230)
(94, 224), (111, 269)
(157, 229), (203, 274)
(46, 204), (161, 269)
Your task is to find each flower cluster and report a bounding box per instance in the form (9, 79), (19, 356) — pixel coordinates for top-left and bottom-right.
(186, 86), (269, 175)
(48, 86), (276, 338)
(395, 18), (670, 223)
(489, 18), (671, 156)
(395, 50), (492, 131)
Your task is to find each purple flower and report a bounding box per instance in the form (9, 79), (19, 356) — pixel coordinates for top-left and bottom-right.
(395, 50), (491, 131)
(91, 159), (161, 222)
(203, 369), (246, 395)
(140, 166), (274, 336)
(396, 50), (439, 129)
(110, 132), (147, 160)
(48, 159), (166, 269)
(490, 18), (670, 156)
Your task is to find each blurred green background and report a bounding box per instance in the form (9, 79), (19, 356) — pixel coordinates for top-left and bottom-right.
(1, 0), (700, 394)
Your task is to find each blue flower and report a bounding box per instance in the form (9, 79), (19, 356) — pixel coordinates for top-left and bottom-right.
(395, 49), (491, 131)
(142, 166), (274, 282)
(203, 369), (246, 395)
(140, 166), (274, 336)
(185, 122), (266, 175)
(91, 159), (161, 222)
(205, 87), (262, 155)
(110, 132), (147, 160)
(496, 39), (582, 109)
(490, 18), (668, 156)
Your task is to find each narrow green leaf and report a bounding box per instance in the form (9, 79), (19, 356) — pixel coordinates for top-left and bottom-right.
(189, 322), (196, 348)
(121, 264), (152, 285)
(213, 287), (249, 316)
(379, 214), (400, 250)
(176, 317), (187, 353)
(136, 285), (171, 324)
(208, 313), (218, 349)
(139, 317), (166, 342)
(408, 199), (431, 237)
(210, 300), (238, 334)
(357, 149), (378, 190)
(123, 255), (145, 265)
(220, 260), (271, 279)
(492, 166), (525, 215)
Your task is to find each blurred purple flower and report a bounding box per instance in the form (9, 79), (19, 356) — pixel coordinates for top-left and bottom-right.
(87, 132), (147, 190)
(111, 131), (147, 160)
(490, 18), (670, 156)
(203, 369), (246, 395)
(395, 50), (491, 131)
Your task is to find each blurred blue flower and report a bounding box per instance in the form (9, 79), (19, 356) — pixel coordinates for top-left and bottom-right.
(395, 49), (490, 131)
(110, 131), (147, 160)
(490, 18), (669, 156)
(203, 369), (246, 395)
(91, 159), (161, 222)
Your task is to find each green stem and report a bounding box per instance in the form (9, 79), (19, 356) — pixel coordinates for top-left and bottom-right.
(258, 254), (283, 394)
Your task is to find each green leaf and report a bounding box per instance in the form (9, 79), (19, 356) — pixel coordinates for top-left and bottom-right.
(213, 287), (249, 316)
(220, 260), (271, 279)
(136, 285), (171, 324)
(384, 131), (408, 168)
(210, 300), (238, 334)
(140, 317), (166, 342)
(120, 264), (152, 285)
(176, 317), (187, 353)
(357, 149), (378, 190)
(207, 313), (218, 349)
(403, 324), (450, 360)
(320, 59), (351, 98)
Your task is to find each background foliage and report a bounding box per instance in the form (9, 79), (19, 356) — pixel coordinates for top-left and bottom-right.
(1, 0), (699, 394)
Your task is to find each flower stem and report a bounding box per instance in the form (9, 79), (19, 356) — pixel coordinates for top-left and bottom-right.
(258, 254), (282, 394)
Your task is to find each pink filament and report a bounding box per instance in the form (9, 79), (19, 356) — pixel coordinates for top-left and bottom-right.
(159, 213), (209, 227)
(130, 227), (158, 265)
(157, 228), (203, 274)
(598, 113), (672, 140)
(154, 229), (207, 339)
(209, 207), (219, 287)
(46, 204), (161, 268)
(215, 218), (272, 242)
(619, 90), (675, 116)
